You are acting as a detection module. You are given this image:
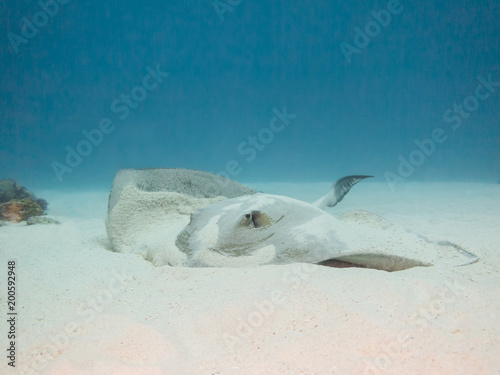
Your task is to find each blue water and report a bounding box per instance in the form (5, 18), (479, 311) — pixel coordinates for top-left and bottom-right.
(1, 0), (499, 190)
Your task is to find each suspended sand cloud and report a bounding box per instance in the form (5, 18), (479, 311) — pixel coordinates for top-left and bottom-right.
(106, 168), (479, 271)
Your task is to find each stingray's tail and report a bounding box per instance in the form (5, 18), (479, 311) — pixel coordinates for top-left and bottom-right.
(313, 175), (373, 209)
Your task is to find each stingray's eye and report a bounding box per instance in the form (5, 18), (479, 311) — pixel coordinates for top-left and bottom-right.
(240, 211), (272, 228)
(250, 211), (271, 228)
(239, 213), (254, 227)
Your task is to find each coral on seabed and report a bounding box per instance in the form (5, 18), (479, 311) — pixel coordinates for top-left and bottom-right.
(0, 179), (48, 223)
(0, 201), (23, 222)
(0, 199), (45, 223)
(0, 179), (47, 210)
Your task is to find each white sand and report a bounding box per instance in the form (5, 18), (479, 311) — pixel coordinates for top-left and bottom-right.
(1, 182), (500, 374)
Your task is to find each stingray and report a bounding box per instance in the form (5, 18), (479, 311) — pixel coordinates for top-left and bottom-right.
(175, 175), (479, 271)
(106, 169), (479, 271)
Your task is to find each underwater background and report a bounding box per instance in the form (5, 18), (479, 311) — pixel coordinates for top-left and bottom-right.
(1, 0), (499, 190)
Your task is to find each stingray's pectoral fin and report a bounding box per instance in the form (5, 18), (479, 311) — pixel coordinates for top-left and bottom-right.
(313, 175), (373, 209)
(317, 253), (432, 272)
(437, 241), (480, 266)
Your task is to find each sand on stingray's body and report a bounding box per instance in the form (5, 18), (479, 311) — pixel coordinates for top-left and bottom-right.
(106, 168), (256, 266)
(106, 183), (225, 266)
(107, 168), (256, 212)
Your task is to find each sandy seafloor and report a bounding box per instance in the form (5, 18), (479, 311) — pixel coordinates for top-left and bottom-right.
(1, 181), (500, 375)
